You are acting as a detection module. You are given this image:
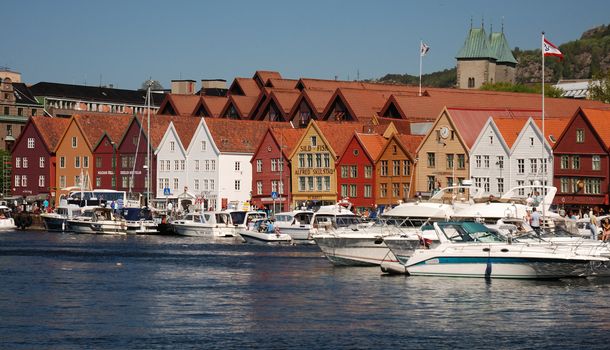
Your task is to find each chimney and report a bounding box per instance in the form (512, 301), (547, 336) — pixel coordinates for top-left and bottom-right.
(201, 79), (227, 90)
(171, 79), (196, 94)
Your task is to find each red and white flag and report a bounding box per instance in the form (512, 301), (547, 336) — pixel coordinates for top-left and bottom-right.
(542, 37), (563, 60)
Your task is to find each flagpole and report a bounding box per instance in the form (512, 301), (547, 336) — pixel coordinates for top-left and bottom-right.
(419, 40), (423, 97)
(541, 31), (546, 226)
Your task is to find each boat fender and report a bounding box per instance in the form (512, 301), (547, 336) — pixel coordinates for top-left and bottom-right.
(374, 237), (383, 245)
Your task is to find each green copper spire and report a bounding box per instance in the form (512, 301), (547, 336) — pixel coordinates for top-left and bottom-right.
(455, 27), (495, 60)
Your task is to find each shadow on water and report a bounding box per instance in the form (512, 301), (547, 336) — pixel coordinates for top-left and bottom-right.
(1, 231), (610, 349)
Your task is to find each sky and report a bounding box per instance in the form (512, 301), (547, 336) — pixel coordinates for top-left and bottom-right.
(4, 0), (609, 90)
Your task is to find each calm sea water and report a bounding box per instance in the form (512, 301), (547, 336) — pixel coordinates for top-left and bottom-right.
(1, 231), (610, 350)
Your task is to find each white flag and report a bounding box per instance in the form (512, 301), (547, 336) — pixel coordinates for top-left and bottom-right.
(420, 42), (430, 56)
(542, 37), (563, 60)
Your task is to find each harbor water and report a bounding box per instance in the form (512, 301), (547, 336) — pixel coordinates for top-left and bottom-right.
(1, 231), (610, 349)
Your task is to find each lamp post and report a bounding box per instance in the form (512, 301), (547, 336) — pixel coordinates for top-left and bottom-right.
(111, 141), (117, 190)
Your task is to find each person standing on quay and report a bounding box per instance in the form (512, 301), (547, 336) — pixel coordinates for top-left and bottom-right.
(589, 209), (598, 240)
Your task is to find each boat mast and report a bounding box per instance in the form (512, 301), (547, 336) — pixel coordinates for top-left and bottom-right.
(146, 84), (151, 207)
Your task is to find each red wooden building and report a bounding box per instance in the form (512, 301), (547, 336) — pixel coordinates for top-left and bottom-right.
(553, 108), (610, 210)
(11, 117), (69, 200)
(250, 126), (304, 212)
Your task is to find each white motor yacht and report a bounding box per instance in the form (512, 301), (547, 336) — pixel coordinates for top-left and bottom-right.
(68, 207), (127, 235)
(273, 210), (315, 243)
(0, 205), (15, 231)
(121, 207), (159, 234)
(40, 203), (82, 232)
(173, 211), (235, 238)
(404, 221), (606, 279)
(239, 219), (293, 245)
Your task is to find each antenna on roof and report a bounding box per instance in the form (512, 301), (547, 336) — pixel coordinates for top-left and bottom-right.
(470, 16), (473, 29)
(481, 15), (484, 29)
(490, 22), (493, 34)
(501, 17), (505, 33)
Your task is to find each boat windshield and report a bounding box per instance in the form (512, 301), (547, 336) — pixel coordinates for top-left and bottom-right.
(438, 222), (504, 243)
(335, 215), (362, 227)
(294, 212), (313, 225)
(378, 216), (430, 228)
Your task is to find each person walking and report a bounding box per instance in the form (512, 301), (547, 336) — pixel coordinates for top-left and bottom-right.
(530, 207), (541, 235)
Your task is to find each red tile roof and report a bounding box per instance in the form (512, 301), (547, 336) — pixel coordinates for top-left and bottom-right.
(492, 118), (530, 148)
(269, 127), (305, 158)
(31, 116), (71, 152)
(158, 94), (200, 116)
(533, 117), (570, 145)
(296, 78), (420, 93)
(314, 121), (368, 157)
(301, 89), (335, 116)
(229, 77), (261, 97)
(204, 118), (290, 153)
(171, 117), (199, 149)
(74, 114), (133, 149)
(199, 96), (228, 118)
(254, 71), (282, 86)
(397, 134), (424, 157)
(355, 133), (387, 160)
(271, 90), (301, 115)
(581, 108), (610, 149)
(266, 78), (298, 89)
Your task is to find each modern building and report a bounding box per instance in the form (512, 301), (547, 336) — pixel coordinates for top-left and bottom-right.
(1, 78), (44, 151)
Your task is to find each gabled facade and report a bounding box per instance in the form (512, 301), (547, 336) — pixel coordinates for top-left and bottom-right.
(415, 108), (469, 196)
(287, 89), (334, 128)
(336, 133), (384, 211)
(219, 95), (258, 119)
(11, 117), (69, 199)
(553, 108), (610, 208)
(250, 127), (303, 212)
(156, 94), (200, 116)
(192, 96), (228, 118)
(375, 134), (417, 207)
(54, 117), (94, 198)
(469, 118), (513, 196)
(254, 90), (300, 122)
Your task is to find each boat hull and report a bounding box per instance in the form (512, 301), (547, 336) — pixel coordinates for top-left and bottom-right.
(406, 255), (591, 279)
(313, 235), (400, 266)
(125, 221), (159, 234)
(278, 226), (313, 243)
(239, 230), (292, 245)
(69, 220), (126, 235)
(173, 224), (235, 238)
(41, 215), (70, 232)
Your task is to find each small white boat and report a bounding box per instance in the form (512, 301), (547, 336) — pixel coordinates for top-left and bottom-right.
(239, 219), (293, 245)
(273, 210), (314, 243)
(68, 207), (127, 235)
(40, 203), (82, 232)
(121, 207), (159, 234)
(404, 221), (606, 279)
(173, 211), (235, 238)
(0, 206), (15, 231)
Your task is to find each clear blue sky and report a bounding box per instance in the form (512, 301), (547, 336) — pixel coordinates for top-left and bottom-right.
(4, 0), (609, 89)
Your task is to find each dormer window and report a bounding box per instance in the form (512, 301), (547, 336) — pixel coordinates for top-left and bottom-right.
(170, 141), (175, 152)
(311, 136), (317, 147)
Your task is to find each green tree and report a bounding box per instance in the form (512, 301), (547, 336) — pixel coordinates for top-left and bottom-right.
(589, 71), (610, 103)
(480, 82), (563, 97)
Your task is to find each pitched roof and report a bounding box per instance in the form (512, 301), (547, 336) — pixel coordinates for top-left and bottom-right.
(456, 27), (495, 59)
(296, 78), (419, 93)
(489, 32), (517, 64)
(314, 121), (368, 157)
(323, 88), (399, 122)
(220, 95), (259, 119)
(355, 133), (387, 160)
(205, 118), (290, 153)
(397, 134), (424, 156)
(12, 83), (40, 105)
(171, 117), (199, 149)
(196, 95), (228, 117)
(74, 114), (133, 149)
(157, 94), (200, 116)
(492, 117), (529, 148)
(270, 90), (301, 115)
(31, 116), (71, 152)
(29, 82), (165, 106)
(269, 127), (305, 158)
(265, 78), (298, 89)
(576, 108), (610, 149)
(229, 78), (261, 97)
(302, 89), (335, 115)
(254, 71), (282, 87)
(532, 117), (570, 145)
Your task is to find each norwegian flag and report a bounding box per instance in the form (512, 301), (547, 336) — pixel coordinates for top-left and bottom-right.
(543, 37), (563, 60)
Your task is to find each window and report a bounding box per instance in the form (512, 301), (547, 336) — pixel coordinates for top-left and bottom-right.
(323, 154), (330, 168)
(323, 177), (330, 191)
(60, 176), (66, 188)
(306, 154), (313, 168)
(483, 178), (490, 192)
(195, 160), (200, 171)
(39, 157), (45, 168)
(364, 185), (372, 198)
(560, 178), (569, 193)
(272, 180), (279, 193)
(165, 160), (170, 171)
(235, 180), (241, 191)
(27, 138), (34, 149)
(96, 176), (101, 188)
(174, 160), (179, 171)
(427, 176), (435, 192)
(121, 156), (129, 168)
(310, 136), (317, 147)
(468, 77), (475, 88)
(530, 137), (534, 147)
(392, 183), (400, 197)
(14, 175), (20, 187)
(427, 153), (435, 168)
(446, 177), (454, 187)
(60, 156), (65, 168)
(256, 181), (263, 195)
(194, 179), (200, 191)
(446, 154), (454, 170)
(497, 178), (504, 194)
(381, 161), (388, 176)
(392, 161), (400, 176)
(211, 160), (216, 171)
(561, 155), (569, 169)
(403, 160), (410, 176)
(497, 156), (504, 169)
(475, 155), (481, 168)
(278, 159), (283, 172)
(517, 180), (525, 196)
(180, 160), (185, 171)
(74, 156), (80, 168)
(315, 154), (322, 168)
(341, 184), (348, 198)
(403, 183), (410, 198)
(132, 136), (138, 146)
(203, 179), (209, 190)
(341, 166), (349, 178)
(122, 176), (128, 188)
(71, 136), (77, 148)
(541, 158), (548, 173)
(201, 141), (206, 151)
(529, 158), (537, 174)
(593, 155), (601, 171)
(489, 136), (493, 144)
(74, 175), (81, 187)
(483, 155), (490, 168)
(364, 166), (373, 178)
(271, 159), (277, 172)
(173, 178), (179, 190)
(22, 157), (28, 168)
(205, 160), (210, 171)
(299, 177), (306, 191)
(234, 162), (241, 171)
(517, 159), (525, 174)
(457, 154), (465, 169)
(298, 154), (305, 168)
(170, 141), (175, 151)
(83, 156), (89, 168)
(572, 156), (580, 170)
(576, 129), (585, 143)
(158, 179), (164, 190)
(4, 107), (9, 116)
(585, 178), (601, 194)
(307, 176), (314, 191)
(279, 180), (284, 194)
(350, 184), (357, 197)
(380, 183), (388, 197)
(21, 175), (27, 187)
(15, 157), (20, 168)
(96, 157), (102, 168)
(351, 165), (358, 178)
